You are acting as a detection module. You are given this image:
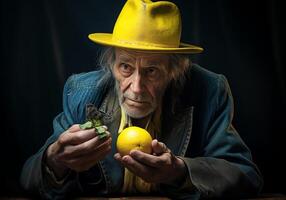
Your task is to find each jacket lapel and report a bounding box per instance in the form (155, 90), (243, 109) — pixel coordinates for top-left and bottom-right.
(161, 106), (194, 157)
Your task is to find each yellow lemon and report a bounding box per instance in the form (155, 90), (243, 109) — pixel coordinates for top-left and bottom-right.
(116, 126), (153, 156)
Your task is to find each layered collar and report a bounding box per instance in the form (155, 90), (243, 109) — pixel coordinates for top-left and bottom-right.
(86, 85), (194, 157)
(84, 86), (194, 193)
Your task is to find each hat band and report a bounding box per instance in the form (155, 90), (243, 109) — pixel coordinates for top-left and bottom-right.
(112, 37), (179, 48)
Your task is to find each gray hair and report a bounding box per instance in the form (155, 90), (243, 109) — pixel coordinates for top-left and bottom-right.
(97, 47), (191, 88)
(96, 47), (116, 88)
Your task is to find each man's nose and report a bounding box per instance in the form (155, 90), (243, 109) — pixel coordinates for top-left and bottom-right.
(130, 73), (144, 94)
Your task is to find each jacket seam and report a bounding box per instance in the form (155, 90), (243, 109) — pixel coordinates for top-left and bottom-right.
(180, 106), (194, 157)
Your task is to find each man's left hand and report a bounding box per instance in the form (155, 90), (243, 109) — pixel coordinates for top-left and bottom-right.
(114, 139), (187, 184)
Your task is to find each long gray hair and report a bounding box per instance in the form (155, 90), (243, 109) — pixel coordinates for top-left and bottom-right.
(96, 47), (191, 91)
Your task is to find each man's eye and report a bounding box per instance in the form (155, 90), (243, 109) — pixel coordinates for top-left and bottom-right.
(146, 67), (159, 77)
(119, 63), (133, 75)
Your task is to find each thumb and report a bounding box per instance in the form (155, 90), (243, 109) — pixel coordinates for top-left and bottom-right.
(152, 139), (169, 155)
(68, 124), (81, 132)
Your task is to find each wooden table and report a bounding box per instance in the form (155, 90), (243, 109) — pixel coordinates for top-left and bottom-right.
(0, 197), (170, 200)
(1, 195), (285, 200)
(75, 198), (170, 200)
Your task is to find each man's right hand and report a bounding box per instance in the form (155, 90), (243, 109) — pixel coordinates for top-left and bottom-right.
(45, 124), (112, 179)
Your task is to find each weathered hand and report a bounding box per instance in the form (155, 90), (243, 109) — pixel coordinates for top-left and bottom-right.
(45, 124), (112, 177)
(114, 139), (187, 184)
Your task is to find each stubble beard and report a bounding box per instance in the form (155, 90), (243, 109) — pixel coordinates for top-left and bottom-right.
(115, 82), (157, 119)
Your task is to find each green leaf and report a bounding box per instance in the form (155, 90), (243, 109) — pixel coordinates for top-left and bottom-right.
(98, 133), (107, 139)
(79, 118), (107, 139)
(95, 126), (106, 134)
(94, 119), (102, 127)
(79, 121), (93, 129)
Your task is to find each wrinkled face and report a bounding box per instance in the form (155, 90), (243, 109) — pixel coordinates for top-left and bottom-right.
(113, 48), (170, 119)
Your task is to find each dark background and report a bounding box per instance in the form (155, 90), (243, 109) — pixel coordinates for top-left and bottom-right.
(1, 0), (285, 197)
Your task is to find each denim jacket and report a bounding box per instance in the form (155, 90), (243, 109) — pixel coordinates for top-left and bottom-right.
(20, 64), (263, 199)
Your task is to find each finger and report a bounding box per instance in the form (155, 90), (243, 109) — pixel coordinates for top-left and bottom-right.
(58, 133), (111, 160)
(68, 124), (81, 132)
(58, 128), (98, 145)
(120, 155), (154, 180)
(152, 139), (170, 155)
(130, 149), (169, 168)
(100, 125), (108, 131)
(78, 140), (112, 169)
(64, 140), (112, 172)
(103, 131), (111, 139)
(114, 153), (122, 162)
(60, 136), (112, 167)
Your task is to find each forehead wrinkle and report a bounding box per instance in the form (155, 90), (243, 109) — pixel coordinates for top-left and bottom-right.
(116, 49), (169, 70)
(117, 53), (136, 63)
(117, 48), (167, 60)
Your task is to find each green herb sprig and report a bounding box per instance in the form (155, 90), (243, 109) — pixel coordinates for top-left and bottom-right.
(79, 119), (107, 139)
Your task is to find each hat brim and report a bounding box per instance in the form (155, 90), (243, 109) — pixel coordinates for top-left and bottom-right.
(88, 33), (203, 54)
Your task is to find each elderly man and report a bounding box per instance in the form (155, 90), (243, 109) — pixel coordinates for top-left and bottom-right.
(20, 0), (263, 199)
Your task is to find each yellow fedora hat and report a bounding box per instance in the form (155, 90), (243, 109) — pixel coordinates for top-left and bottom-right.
(88, 0), (203, 54)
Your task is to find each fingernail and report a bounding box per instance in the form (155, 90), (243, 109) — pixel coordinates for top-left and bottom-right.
(114, 153), (119, 159)
(130, 150), (138, 157)
(106, 131), (111, 137)
(122, 156), (129, 162)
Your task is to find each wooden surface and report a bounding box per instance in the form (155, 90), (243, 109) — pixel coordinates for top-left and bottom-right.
(1, 195), (285, 200)
(75, 198), (170, 200)
(0, 198), (170, 200)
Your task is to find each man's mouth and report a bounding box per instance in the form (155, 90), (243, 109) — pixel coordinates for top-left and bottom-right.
(124, 98), (149, 107)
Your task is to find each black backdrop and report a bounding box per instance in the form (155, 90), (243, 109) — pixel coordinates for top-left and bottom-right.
(1, 0), (285, 197)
